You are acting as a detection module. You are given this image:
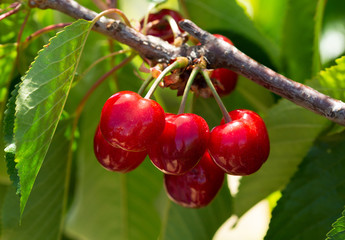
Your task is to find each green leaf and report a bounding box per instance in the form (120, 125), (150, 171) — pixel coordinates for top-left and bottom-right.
(183, 0), (280, 66)
(281, 0), (326, 81)
(252, 0), (288, 47)
(326, 208), (345, 240)
(234, 56), (345, 217)
(3, 84), (20, 191)
(1, 119), (73, 240)
(264, 131), (345, 240)
(0, 43), (17, 183)
(8, 19), (93, 216)
(159, 183), (232, 240)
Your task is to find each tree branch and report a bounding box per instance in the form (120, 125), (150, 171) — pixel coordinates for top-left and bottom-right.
(29, 0), (345, 126)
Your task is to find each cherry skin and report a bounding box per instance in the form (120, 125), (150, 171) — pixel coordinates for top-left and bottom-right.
(140, 9), (183, 43)
(210, 34), (238, 96)
(148, 113), (209, 175)
(208, 109), (270, 176)
(164, 151), (225, 208)
(100, 91), (165, 152)
(93, 126), (147, 173)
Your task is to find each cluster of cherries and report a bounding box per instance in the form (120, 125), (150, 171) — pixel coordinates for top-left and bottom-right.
(93, 9), (270, 208)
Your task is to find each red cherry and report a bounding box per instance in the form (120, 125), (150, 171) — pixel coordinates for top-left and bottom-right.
(208, 109), (270, 175)
(100, 91), (165, 152)
(148, 113), (209, 175)
(211, 34), (238, 96)
(93, 126), (147, 173)
(140, 9), (184, 43)
(164, 151), (225, 208)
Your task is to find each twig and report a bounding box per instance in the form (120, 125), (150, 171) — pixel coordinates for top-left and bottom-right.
(0, 2), (22, 21)
(28, 0), (345, 126)
(179, 20), (345, 126)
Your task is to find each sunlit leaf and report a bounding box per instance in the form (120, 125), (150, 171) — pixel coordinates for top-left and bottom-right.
(265, 131), (345, 240)
(7, 19), (93, 216)
(281, 0), (326, 81)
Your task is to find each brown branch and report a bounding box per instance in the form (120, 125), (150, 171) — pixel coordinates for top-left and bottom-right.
(28, 0), (345, 126)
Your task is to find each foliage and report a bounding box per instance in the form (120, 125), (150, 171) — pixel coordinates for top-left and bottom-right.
(0, 0), (345, 239)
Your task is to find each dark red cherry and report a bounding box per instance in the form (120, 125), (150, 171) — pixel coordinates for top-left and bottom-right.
(210, 34), (238, 96)
(164, 151), (225, 208)
(208, 109), (270, 175)
(148, 113), (209, 175)
(100, 91), (165, 152)
(94, 126), (147, 173)
(140, 9), (184, 43)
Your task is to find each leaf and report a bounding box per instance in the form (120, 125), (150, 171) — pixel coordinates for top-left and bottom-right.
(183, 0), (280, 66)
(281, 0), (326, 81)
(7, 19), (93, 216)
(326, 208), (345, 240)
(3, 84), (20, 190)
(234, 56), (345, 217)
(1, 119), (73, 240)
(0, 43), (17, 183)
(159, 183), (232, 240)
(252, 0), (288, 47)
(264, 131), (345, 240)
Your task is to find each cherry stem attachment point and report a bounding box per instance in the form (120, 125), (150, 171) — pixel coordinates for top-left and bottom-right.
(201, 70), (232, 123)
(144, 57), (189, 99)
(178, 67), (199, 114)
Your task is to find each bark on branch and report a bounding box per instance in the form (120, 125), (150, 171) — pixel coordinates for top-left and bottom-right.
(29, 0), (345, 126)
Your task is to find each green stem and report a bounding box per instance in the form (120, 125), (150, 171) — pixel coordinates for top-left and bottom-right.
(138, 75), (154, 96)
(178, 67), (199, 114)
(142, 3), (157, 35)
(164, 15), (181, 40)
(201, 70), (232, 123)
(144, 57), (189, 99)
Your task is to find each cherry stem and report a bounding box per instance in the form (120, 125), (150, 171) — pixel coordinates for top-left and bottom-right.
(141, 3), (158, 35)
(201, 70), (232, 123)
(138, 75), (154, 96)
(164, 15), (181, 39)
(144, 57), (189, 99)
(92, 8), (132, 28)
(178, 67), (199, 114)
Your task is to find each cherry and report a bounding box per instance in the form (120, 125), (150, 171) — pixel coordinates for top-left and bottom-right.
(208, 109), (270, 175)
(148, 113), (209, 175)
(140, 9), (183, 43)
(164, 151), (225, 208)
(100, 91), (165, 152)
(93, 125), (147, 173)
(210, 34), (238, 96)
